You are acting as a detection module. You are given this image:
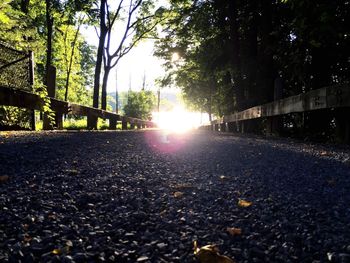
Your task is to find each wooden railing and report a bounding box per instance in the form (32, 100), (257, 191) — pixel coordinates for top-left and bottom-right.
(0, 85), (156, 130)
(201, 83), (350, 142)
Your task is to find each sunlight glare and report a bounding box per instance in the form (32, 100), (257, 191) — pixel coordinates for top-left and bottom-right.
(154, 107), (202, 133)
(171, 52), (180, 62)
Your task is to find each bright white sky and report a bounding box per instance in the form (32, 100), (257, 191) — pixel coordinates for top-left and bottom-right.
(80, 0), (170, 93)
(81, 26), (165, 93)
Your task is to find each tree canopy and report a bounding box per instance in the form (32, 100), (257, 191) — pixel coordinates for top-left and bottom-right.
(155, 0), (350, 118)
(123, 90), (156, 120)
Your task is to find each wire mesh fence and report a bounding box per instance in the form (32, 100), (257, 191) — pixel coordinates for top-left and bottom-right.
(0, 41), (34, 130)
(0, 41), (32, 91)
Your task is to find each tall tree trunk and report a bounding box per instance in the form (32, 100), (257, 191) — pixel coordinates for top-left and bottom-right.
(227, 0), (244, 111)
(20, 0), (30, 13)
(101, 65), (110, 110)
(93, 0), (107, 108)
(45, 0), (53, 86)
(64, 25), (81, 101)
(259, 0), (275, 103)
(244, 0), (258, 107)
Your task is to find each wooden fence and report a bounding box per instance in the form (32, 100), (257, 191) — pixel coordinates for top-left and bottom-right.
(0, 85), (156, 130)
(201, 83), (350, 143)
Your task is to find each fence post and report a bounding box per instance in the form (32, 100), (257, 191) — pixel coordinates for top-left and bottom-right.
(87, 114), (98, 130)
(335, 108), (350, 143)
(266, 77), (283, 136)
(43, 65), (56, 130)
(220, 122), (226, 132)
(122, 117), (128, 130)
(109, 116), (117, 130)
(55, 113), (63, 129)
(29, 51), (36, 131)
(227, 122), (234, 132)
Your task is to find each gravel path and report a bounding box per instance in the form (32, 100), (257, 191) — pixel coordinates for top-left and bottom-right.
(1, 130), (350, 263)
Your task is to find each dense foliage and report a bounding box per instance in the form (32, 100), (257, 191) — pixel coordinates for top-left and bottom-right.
(123, 90), (156, 120)
(155, 0), (350, 118)
(0, 0), (96, 104)
(0, 0), (164, 129)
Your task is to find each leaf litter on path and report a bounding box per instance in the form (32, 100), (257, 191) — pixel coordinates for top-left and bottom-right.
(193, 241), (235, 263)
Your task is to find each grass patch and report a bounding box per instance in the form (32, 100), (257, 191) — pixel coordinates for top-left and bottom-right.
(63, 118), (87, 130)
(35, 118), (127, 130)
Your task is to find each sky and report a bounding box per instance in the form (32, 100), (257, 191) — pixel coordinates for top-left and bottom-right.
(80, 0), (172, 94)
(81, 25), (166, 93)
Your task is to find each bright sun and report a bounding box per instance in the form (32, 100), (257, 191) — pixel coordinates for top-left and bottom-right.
(153, 107), (202, 133)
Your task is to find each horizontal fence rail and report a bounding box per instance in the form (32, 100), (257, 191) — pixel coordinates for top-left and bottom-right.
(202, 83), (350, 143)
(209, 84), (349, 125)
(0, 85), (156, 130)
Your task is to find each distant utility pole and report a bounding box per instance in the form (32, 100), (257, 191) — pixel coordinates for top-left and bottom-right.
(115, 69), (118, 114)
(142, 70), (146, 90)
(127, 73), (132, 105)
(157, 88), (160, 113)
(129, 73), (132, 91)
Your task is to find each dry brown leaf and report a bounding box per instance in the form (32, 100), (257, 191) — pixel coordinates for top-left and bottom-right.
(23, 234), (32, 243)
(173, 191), (184, 198)
(65, 169), (79, 175)
(226, 227), (242, 236)
(238, 199), (252, 207)
(52, 248), (61, 255)
(194, 241), (235, 263)
(48, 213), (57, 220)
(326, 178), (336, 186)
(0, 175), (9, 183)
(320, 151), (328, 156)
(0, 132), (10, 138)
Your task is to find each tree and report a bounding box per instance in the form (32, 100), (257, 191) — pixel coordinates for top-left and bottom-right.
(123, 90), (156, 120)
(0, 0), (96, 129)
(91, 0), (164, 111)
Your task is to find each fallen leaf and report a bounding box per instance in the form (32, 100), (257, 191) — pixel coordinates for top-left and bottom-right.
(23, 234), (32, 243)
(48, 213), (57, 220)
(343, 158), (350, 165)
(219, 175), (227, 180)
(66, 240), (73, 247)
(326, 178), (336, 186)
(0, 132), (10, 138)
(226, 227), (242, 236)
(320, 151), (328, 156)
(194, 241), (235, 263)
(52, 248), (61, 255)
(159, 210), (167, 216)
(238, 199), (252, 207)
(244, 170), (252, 176)
(173, 191), (184, 198)
(136, 256), (149, 261)
(0, 175), (9, 183)
(64, 169), (79, 175)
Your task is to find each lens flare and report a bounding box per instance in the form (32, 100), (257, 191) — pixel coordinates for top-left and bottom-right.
(154, 107), (198, 133)
(145, 130), (188, 154)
